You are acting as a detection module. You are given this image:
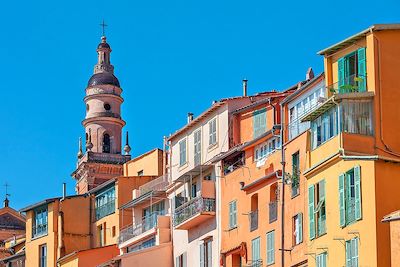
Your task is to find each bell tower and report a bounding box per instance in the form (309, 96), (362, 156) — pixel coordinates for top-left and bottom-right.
(72, 34), (131, 194)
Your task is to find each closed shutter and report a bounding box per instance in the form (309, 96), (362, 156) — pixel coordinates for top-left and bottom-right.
(338, 57), (345, 91)
(298, 213), (303, 243)
(339, 173), (346, 227)
(200, 243), (205, 267)
(252, 237), (260, 261)
(354, 165), (362, 221)
(308, 185), (315, 240)
(345, 240), (351, 267)
(207, 240), (212, 267)
(357, 48), (367, 92)
(233, 201), (237, 227)
(353, 238), (359, 267)
(266, 231), (275, 264)
(229, 202), (233, 228)
(253, 109), (266, 138)
(311, 121), (318, 149)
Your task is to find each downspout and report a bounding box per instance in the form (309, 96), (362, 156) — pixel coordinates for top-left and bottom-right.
(269, 98), (276, 125)
(279, 103), (286, 267)
(57, 210), (64, 260)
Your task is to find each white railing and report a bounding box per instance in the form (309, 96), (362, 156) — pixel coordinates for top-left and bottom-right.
(173, 196), (216, 226)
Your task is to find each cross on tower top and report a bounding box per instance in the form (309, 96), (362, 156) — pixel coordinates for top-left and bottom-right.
(4, 182), (10, 198)
(100, 19), (108, 37)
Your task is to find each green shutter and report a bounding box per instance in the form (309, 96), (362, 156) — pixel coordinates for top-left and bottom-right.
(229, 202), (233, 228)
(354, 165), (362, 220)
(357, 48), (367, 92)
(338, 57), (345, 92)
(299, 213), (303, 243)
(339, 173), (346, 227)
(308, 185), (315, 240)
(233, 201), (237, 227)
(345, 240), (351, 267)
(207, 241), (212, 267)
(253, 110), (259, 138)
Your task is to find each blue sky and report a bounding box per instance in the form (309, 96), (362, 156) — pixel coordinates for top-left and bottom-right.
(1, 0), (399, 209)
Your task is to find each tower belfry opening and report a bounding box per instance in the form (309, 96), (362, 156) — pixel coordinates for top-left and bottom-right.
(71, 31), (131, 194)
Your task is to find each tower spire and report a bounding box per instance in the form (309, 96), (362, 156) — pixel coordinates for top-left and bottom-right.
(124, 131), (131, 155)
(77, 137), (83, 158)
(100, 19), (108, 37)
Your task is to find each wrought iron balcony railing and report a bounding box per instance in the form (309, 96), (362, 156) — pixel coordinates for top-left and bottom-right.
(173, 196), (216, 226)
(118, 211), (165, 244)
(249, 210), (258, 232)
(269, 201), (278, 223)
(328, 74), (367, 94)
(139, 175), (169, 195)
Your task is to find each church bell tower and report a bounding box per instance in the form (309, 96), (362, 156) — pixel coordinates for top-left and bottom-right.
(72, 34), (131, 194)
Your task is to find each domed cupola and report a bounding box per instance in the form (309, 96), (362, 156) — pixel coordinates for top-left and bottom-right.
(87, 72), (120, 87)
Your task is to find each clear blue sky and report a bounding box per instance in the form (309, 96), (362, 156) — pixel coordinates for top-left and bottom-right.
(1, 0), (399, 209)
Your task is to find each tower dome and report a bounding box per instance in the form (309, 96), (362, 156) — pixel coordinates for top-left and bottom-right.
(87, 72), (120, 87)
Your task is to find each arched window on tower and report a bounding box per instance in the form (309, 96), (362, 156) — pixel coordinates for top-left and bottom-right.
(103, 133), (111, 153)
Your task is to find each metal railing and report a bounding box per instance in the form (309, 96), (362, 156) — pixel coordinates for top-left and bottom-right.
(269, 201), (278, 223)
(249, 210), (258, 232)
(118, 211), (164, 244)
(328, 74), (366, 94)
(173, 196), (216, 226)
(95, 199), (116, 220)
(139, 175), (169, 195)
(32, 224), (48, 238)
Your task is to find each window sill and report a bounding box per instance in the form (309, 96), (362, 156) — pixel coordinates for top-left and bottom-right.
(32, 233), (48, 241)
(228, 226), (238, 231)
(208, 143), (218, 152)
(291, 191), (300, 199)
(178, 162), (189, 171)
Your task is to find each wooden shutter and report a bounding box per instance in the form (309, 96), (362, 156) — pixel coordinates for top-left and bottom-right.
(229, 202), (233, 228)
(345, 241), (351, 267)
(200, 243), (205, 267)
(354, 165), (362, 220)
(338, 57), (345, 91)
(252, 237), (260, 261)
(233, 201), (237, 227)
(182, 252), (187, 267)
(308, 185), (315, 240)
(298, 213), (303, 243)
(357, 48), (367, 91)
(311, 122), (318, 149)
(339, 173), (346, 227)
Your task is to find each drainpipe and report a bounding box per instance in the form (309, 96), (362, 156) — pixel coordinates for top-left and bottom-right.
(57, 211), (64, 259)
(279, 103), (286, 267)
(269, 98), (276, 125)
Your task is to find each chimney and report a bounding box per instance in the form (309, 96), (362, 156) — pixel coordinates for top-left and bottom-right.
(62, 183), (66, 200)
(242, 79), (248, 96)
(187, 113), (194, 124)
(306, 67), (314, 80)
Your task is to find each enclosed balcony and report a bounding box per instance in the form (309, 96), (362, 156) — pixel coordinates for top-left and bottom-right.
(118, 211), (170, 248)
(249, 210), (258, 232)
(173, 196), (216, 230)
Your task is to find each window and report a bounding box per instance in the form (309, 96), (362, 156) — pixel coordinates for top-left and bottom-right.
(253, 108), (266, 138)
(179, 139), (187, 166)
(308, 180), (326, 240)
(102, 133), (111, 153)
(112, 226), (116, 237)
(194, 130), (201, 166)
(127, 237), (156, 253)
(191, 182), (197, 198)
(254, 137), (281, 162)
(345, 237), (359, 267)
(208, 118), (217, 146)
(95, 186), (116, 220)
(137, 170), (144, 176)
(291, 152), (300, 197)
(229, 200), (237, 229)
(338, 48), (366, 93)
(251, 237), (261, 264)
(39, 244), (47, 267)
(266, 231), (275, 265)
(175, 252), (187, 267)
(33, 206), (48, 238)
(339, 166), (362, 227)
(341, 100), (373, 136)
(316, 252), (327, 267)
(293, 213), (303, 245)
(311, 107), (338, 149)
(98, 224), (105, 246)
(200, 239), (212, 267)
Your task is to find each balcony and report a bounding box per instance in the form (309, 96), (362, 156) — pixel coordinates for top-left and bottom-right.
(95, 199), (115, 220)
(269, 201), (278, 223)
(173, 196), (216, 230)
(139, 175), (169, 195)
(118, 211), (167, 246)
(328, 74), (366, 95)
(78, 151), (131, 166)
(249, 210), (258, 232)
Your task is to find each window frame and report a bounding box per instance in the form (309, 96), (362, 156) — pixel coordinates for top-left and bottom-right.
(33, 206), (48, 238)
(95, 186), (116, 220)
(266, 230), (275, 265)
(229, 200), (238, 229)
(194, 129), (202, 166)
(39, 244), (47, 267)
(179, 138), (187, 167)
(208, 118), (217, 147)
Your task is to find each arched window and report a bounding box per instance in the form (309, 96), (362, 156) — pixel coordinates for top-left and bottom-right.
(103, 133), (111, 153)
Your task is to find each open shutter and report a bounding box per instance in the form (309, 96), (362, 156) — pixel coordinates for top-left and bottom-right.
(339, 173), (346, 227)
(200, 244), (205, 267)
(207, 241), (212, 267)
(182, 252), (187, 267)
(270, 231), (275, 263)
(354, 165), (362, 220)
(357, 48), (367, 92)
(299, 213), (303, 243)
(338, 57), (345, 92)
(345, 241), (351, 267)
(229, 202), (233, 228)
(233, 201), (237, 227)
(253, 111), (259, 138)
(308, 185), (315, 240)
(311, 122), (318, 149)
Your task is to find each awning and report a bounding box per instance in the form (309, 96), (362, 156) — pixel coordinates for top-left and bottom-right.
(241, 171), (281, 191)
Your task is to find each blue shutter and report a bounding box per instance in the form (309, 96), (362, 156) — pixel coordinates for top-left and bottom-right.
(339, 173), (346, 227)
(338, 57), (345, 92)
(207, 241), (212, 267)
(357, 48), (367, 92)
(266, 231), (275, 264)
(200, 244), (204, 267)
(308, 185), (315, 240)
(345, 240), (351, 267)
(354, 165), (362, 221)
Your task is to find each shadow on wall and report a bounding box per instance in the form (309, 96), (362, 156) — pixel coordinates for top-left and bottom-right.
(188, 218), (217, 242)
